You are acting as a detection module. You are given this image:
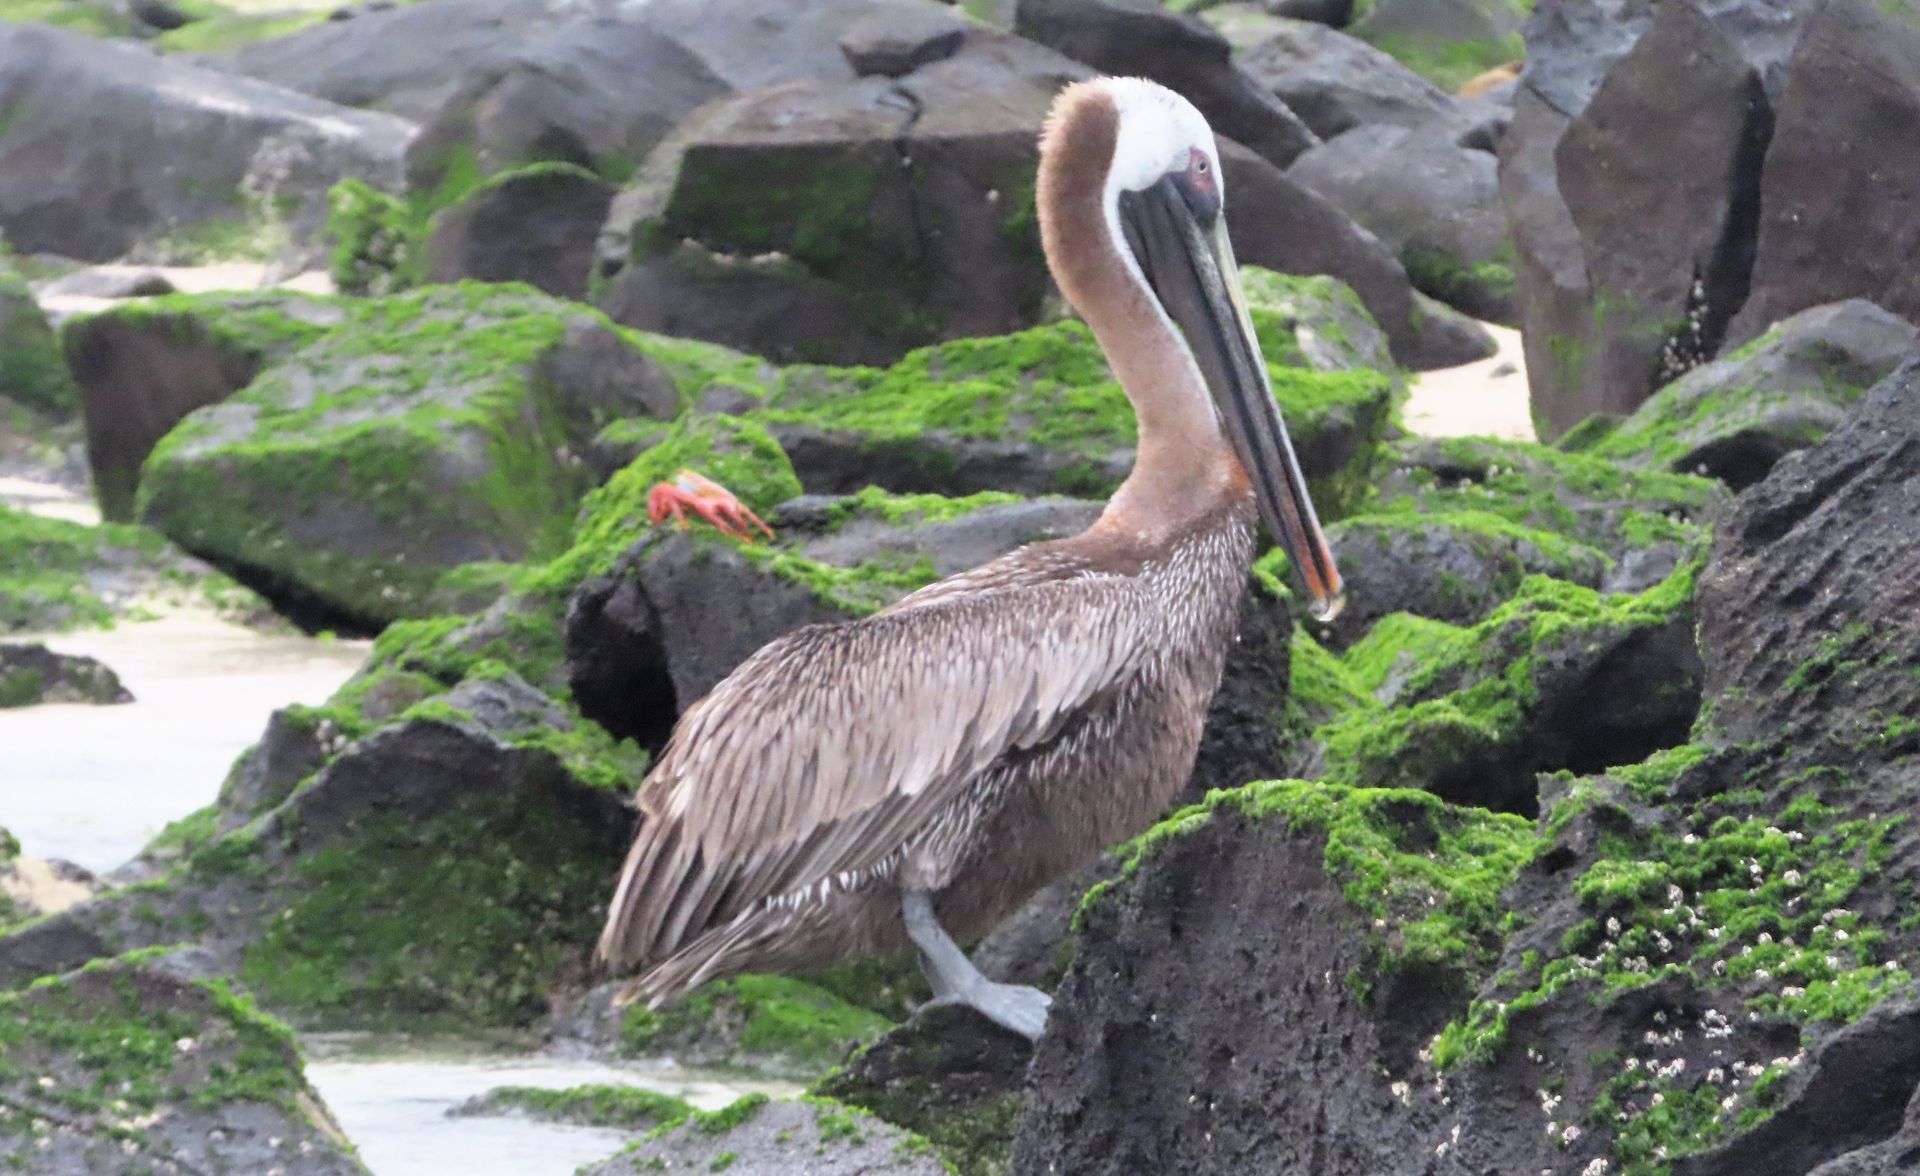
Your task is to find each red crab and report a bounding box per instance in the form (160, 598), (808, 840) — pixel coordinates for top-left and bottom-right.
(645, 468), (775, 543)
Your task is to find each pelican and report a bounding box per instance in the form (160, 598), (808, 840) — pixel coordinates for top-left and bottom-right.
(596, 76), (1345, 1040)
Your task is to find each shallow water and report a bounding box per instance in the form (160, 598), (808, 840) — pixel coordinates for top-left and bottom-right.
(305, 1038), (799, 1176)
(0, 613), (367, 873)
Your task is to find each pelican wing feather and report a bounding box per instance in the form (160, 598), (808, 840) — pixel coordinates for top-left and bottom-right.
(596, 562), (1144, 974)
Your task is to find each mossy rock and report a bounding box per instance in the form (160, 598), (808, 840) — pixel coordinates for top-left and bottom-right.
(0, 504), (266, 633)
(449, 1083), (693, 1130)
(816, 1003), (1031, 1176)
(1368, 434), (1728, 590)
(0, 670), (640, 1029)
(1311, 564), (1704, 813)
(0, 955), (365, 1173)
(1576, 298), (1918, 490)
(133, 282), (691, 629)
(757, 315), (1396, 518)
(0, 262), (78, 418)
(582, 1095), (951, 1175)
(618, 975), (895, 1081)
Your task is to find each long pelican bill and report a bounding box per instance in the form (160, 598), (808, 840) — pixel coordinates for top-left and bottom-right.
(1117, 169), (1346, 621)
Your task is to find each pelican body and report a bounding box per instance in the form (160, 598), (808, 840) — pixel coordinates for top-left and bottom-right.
(598, 77), (1344, 1039)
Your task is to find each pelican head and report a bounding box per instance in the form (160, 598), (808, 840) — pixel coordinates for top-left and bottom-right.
(1039, 77), (1344, 620)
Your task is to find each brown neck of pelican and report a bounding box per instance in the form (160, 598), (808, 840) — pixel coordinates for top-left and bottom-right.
(1037, 85), (1250, 542)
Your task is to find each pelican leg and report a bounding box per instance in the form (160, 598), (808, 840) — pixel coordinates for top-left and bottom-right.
(902, 890), (1052, 1042)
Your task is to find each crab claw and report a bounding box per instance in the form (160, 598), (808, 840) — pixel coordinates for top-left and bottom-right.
(645, 469), (775, 543)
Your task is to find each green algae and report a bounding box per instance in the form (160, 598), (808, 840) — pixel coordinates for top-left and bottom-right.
(1313, 563), (1699, 793)
(0, 265), (77, 418)
(1399, 244), (1516, 313)
(237, 789), (617, 1029)
(0, 504), (259, 633)
(458, 1083), (692, 1130)
(620, 975), (892, 1077)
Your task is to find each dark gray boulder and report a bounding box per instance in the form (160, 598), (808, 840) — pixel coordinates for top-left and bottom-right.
(1239, 18), (1465, 140)
(1288, 123), (1515, 322)
(424, 165), (617, 300)
(1723, 0), (1920, 347)
(209, 0), (592, 121)
(1549, 0), (1773, 427)
(636, 0), (954, 90)
(0, 642), (132, 708)
(1580, 298), (1918, 489)
(1014, 0), (1322, 170)
(0, 958), (367, 1175)
(839, 4), (971, 77)
(0, 24), (410, 264)
(401, 16), (731, 194)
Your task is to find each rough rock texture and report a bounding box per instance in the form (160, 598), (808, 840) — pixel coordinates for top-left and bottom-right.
(817, 1004), (1033, 1176)
(839, 4), (970, 77)
(0, 642), (132, 708)
(424, 165), (617, 300)
(1015, 351), (1920, 1173)
(1723, 0), (1920, 346)
(0, 24), (410, 263)
(598, 29), (1456, 370)
(1550, 0), (1772, 427)
(0, 264), (79, 420)
(0, 958), (366, 1175)
(63, 291), (345, 521)
(635, 0), (951, 90)
(1500, 0), (1824, 439)
(1239, 18), (1466, 140)
(1580, 299), (1918, 489)
(211, 0), (594, 120)
(1014, 0), (1321, 169)
(0, 504), (264, 634)
(1288, 124), (1515, 323)
(579, 1096), (949, 1175)
(400, 16), (730, 194)
(0, 670), (637, 1028)
(133, 285), (676, 629)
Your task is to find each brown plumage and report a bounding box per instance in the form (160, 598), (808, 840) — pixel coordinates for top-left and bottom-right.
(598, 77), (1337, 1016)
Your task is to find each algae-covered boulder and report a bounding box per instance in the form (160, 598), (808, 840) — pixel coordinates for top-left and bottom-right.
(581, 1095), (949, 1176)
(817, 1003), (1033, 1176)
(0, 641), (131, 708)
(0, 262), (78, 420)
(422, 163), (617, 300)
(135, 283), (690, 629)
(614, 974), (895, 1080)
(1016, 782), (1534, 1171)
(449, 1083), (693, 1130)
(756, 303), (1396, 514)
(0, 669), (637, 1028)
(1014, 347), (1920, 1173)
(63, 291), (346, 521)
(0, 957), (365, 1175)
(0, 23), (410, 264)
(0, 504), (266, 633)
(1574, 299), (1918, 490)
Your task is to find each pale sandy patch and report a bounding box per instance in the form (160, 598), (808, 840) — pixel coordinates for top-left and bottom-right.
(1403, 323), (1535, 442)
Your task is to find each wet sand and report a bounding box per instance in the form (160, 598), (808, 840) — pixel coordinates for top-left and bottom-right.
(1403, 323), (1535, 442)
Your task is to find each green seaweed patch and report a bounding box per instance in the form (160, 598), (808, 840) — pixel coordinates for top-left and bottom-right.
(237, 792), (616, 1029)
(0, 504), (261, 632)
(1399, 244), (1516, 313)
(0, 958), (306, 1126)
(819, 487), (1025, 532)
(554, 413), (800, 586)
(1364, 32), (1525, 91)
(457, 1083), (692, 1130)
(0, 267), (78, 418)
(797, 952), (932, 1023)
(1315, 564), (1699, 792)
(153, 7), (325, 52)
(620, 975), (893, 1078)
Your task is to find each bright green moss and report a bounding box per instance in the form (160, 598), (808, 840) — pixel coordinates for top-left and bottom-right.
(820, 487), (1025, 531)
(620, 975), (892, 1076)
(1315, 564), (1699, 792)
(459, 1083), (693, 1130)
(0, 268), (77, 418)
(153, 8), (324, 52)
(137, 283), (616, 624)
(0, 504), (258, 632)
(236, 793), (617, 1029)
(0, 959), (306, 1123)
(325, 179), (420, 296)
(1399, 244), (1516, 312)
(1342, 612), (1474, 698)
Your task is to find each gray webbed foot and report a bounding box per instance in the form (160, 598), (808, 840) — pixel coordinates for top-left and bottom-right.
(932, 980), (1052, 1041)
